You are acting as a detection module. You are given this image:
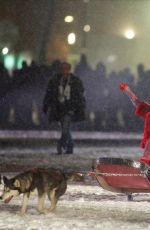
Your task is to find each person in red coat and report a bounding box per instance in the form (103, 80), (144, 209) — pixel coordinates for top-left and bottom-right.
(120, 83), (150, 165)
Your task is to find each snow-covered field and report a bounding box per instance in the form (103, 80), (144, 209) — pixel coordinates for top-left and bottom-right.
(0, 145), (142, 172)
(0, 144), (150, 229)
(0, 184), (150, 230)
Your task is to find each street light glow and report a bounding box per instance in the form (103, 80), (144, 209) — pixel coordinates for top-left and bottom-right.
(124, 29), (135, 39)
(64, 15), (74, 23)
(67, 33), (76, 45)
(4, 54), (15, 70)
(2, 47), (9, 55)
(83, 24), (91, 32)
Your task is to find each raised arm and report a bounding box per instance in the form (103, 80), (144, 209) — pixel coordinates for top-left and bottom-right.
(119, 83), (140, 107)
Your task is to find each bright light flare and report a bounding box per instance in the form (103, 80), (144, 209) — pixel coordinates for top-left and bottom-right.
(2, 47), (9, 55)
(4, 54), (15, 70)
(64, 16), (74, 23)
(124, 29), (135, 39)
(83, 24), (91, 32)
(67, 33), (76, 45)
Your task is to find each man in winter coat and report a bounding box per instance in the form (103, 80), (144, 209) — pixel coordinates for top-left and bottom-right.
(43, 62), (86, 154)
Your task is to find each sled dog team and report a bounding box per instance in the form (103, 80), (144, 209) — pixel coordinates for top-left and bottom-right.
(0, 168), (84, 215)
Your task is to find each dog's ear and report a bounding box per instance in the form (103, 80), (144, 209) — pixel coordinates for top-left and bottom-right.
(13, 179), (20, 188)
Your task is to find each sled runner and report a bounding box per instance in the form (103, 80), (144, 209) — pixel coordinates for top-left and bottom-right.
(89, 157), (150, 195)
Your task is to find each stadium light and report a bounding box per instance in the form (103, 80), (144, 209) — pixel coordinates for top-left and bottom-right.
(64, 15), (74, 23)
(67, 33), (76, 45)
(124, 29), (135, 39)
(2, 47), (9, 55)
(83, 24), (91, 32)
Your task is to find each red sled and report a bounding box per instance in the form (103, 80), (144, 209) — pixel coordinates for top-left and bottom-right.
(89, 158), (150, 199)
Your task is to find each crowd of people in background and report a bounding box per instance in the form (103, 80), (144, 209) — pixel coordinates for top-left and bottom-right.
(0, 54), (149, 132)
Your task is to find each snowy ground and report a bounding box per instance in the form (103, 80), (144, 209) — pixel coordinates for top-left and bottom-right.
(0, 143), (150, 229)
(1, 184), (150, 230)
(0, 144), (142, 172)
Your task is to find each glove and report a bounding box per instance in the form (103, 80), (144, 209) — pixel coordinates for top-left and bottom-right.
(119, 83), (128, 91)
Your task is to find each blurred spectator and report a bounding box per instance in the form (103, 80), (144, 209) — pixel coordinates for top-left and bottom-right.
(0, 56), (150, 132)
(43, 62), (86, 154)
(0, 62), (10, 127)
(75, 54), (94, 110)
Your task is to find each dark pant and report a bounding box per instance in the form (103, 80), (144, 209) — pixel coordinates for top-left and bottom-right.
(57, 115), (74, 154)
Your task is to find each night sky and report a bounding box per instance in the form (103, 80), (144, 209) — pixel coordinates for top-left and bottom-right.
(47, 0), (150, 73)
(0, 0), (150, 72)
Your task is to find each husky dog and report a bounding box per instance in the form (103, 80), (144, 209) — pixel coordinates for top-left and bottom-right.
(1, 168), (83, 215)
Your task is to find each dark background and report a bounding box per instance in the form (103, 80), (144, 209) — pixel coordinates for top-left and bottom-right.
(0, 0), (149, 132)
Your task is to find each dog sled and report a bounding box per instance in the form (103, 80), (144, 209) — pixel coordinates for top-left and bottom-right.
(88, 157), (150, 199)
